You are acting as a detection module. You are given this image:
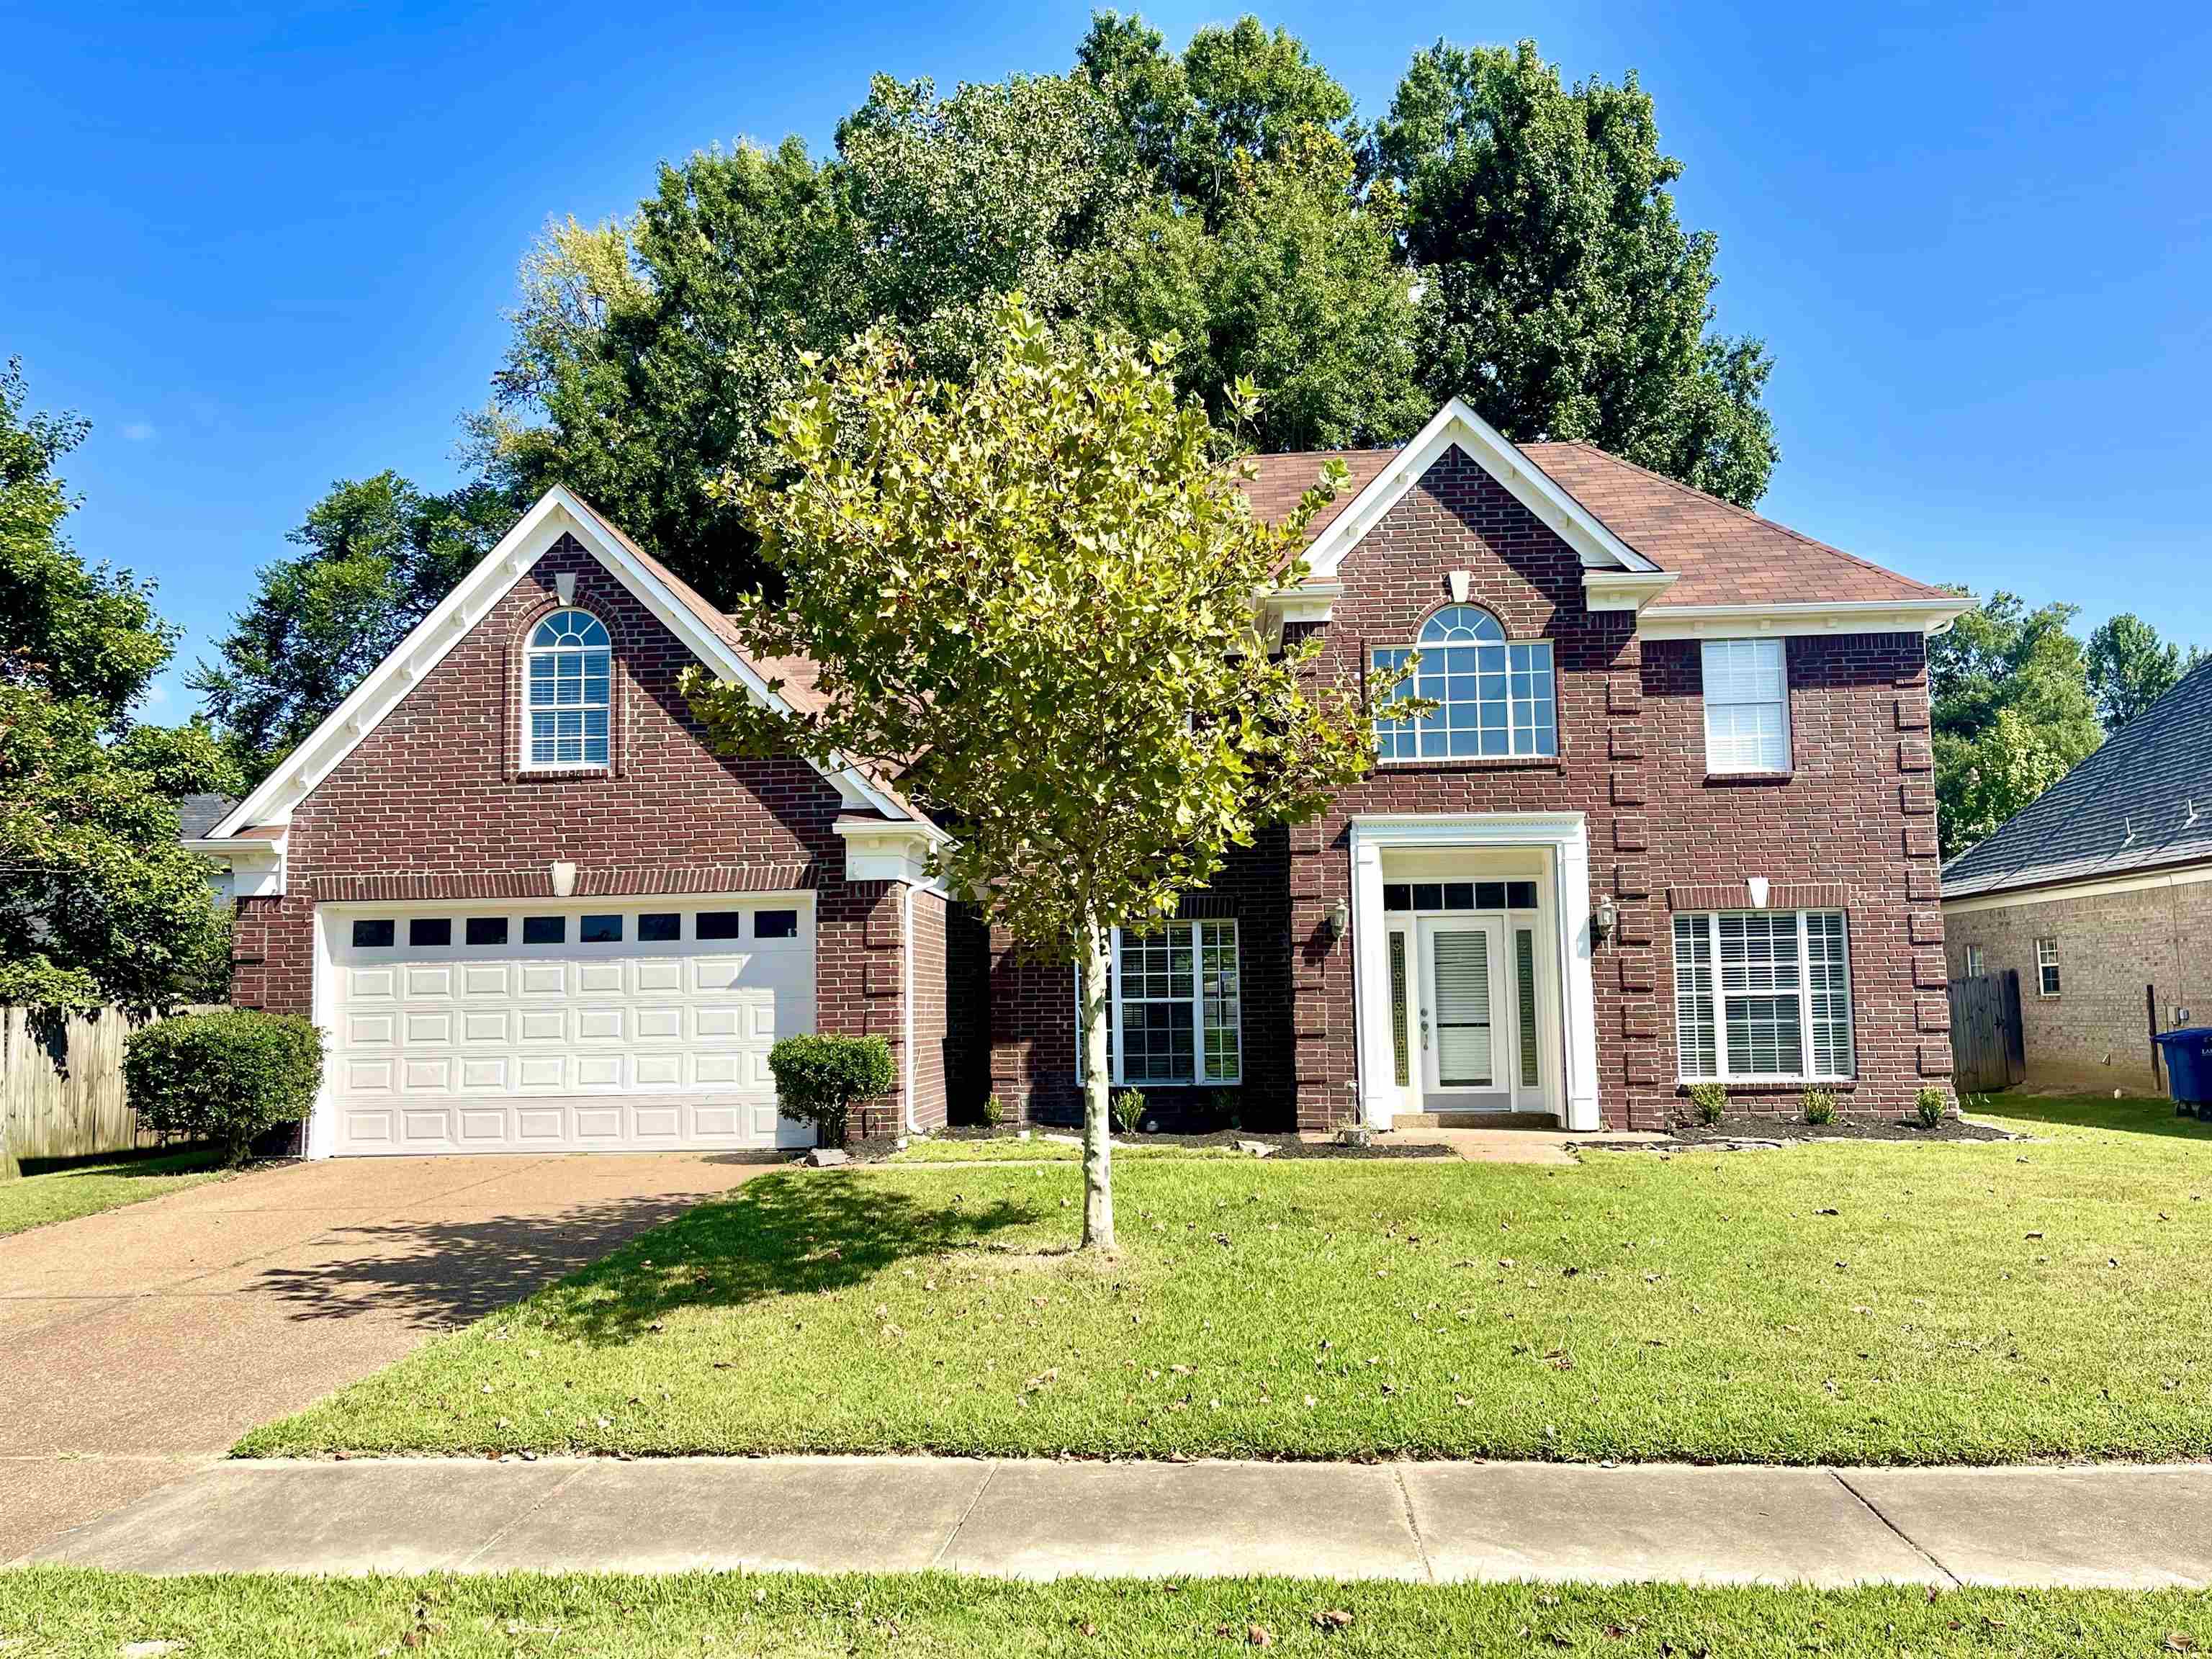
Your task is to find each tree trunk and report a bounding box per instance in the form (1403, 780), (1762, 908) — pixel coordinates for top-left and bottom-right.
(1079, 914), (1116, 1254)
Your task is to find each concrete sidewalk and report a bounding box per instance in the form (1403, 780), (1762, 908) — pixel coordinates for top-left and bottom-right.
(27, 1455), (2212, 1588)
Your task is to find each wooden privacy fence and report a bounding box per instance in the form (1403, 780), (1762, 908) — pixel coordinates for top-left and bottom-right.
(1947, 970), (2026, 1094)
(1, 1005), (172, 1163)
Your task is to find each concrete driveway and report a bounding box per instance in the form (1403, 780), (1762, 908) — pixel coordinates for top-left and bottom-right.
(0, 1151), (777, 1561)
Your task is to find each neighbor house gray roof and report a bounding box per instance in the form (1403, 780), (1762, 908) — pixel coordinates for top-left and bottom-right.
(177, 793), (238, 842)
(1942, 659), (2212, 901)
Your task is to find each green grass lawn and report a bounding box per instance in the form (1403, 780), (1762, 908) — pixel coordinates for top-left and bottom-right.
(889, 1136), (1241, 1163)
(239, 1094), (2212, 1465)
(0, 1147), (225, 1237)
(7, 1568), (2208, 1658)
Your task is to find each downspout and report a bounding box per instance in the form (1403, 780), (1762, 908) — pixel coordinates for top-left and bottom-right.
(902, 881), (920, 1136)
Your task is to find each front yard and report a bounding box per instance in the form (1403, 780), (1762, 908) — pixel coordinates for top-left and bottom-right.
(9, 1569), (2209, 1658)
(239, 1094), (2212, 1466)
(0, 1147), (225, 1237)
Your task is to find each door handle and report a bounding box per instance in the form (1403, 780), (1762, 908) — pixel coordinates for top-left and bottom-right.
(1419, 1009), (1430, 1050)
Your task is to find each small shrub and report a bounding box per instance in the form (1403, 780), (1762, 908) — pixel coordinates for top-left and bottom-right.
(1207, 1087), (1241, 1130)
(980, 1093), (1006, 1128)
(1688, 1082), (1727, 1126)
(1802, 1088), (1838, 1126)
(767, 1034), (896, 1148)
(1110, 1089), (1146, 1135)
(125, 1009), (324, 1166)
(1915, 1086), (1948, 1128)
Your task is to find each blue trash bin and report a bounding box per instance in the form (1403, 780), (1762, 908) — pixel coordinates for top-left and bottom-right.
(2152, 1028), (2212, 1112)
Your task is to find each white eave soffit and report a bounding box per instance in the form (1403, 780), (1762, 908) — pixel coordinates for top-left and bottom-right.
(206, 487), (926, 841)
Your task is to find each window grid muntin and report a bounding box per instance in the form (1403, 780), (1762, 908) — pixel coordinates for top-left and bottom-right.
(2036, 937), (2061, 997)
(1372, 606), (1557, 762)
(526, 608), (613, 768)
(1673, 909), (1853, 1083)
(1075, 922), (1241, 1088)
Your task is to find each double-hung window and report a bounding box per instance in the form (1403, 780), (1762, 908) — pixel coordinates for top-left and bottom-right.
(1673, 909), (1853, 1082)
(525, 608), (612, 768)
(1372, 605), (1557, 760)
(2035, 937), (2061, 997)
(1075, 920), (1241, 1087)
(1701, 638), (1791, 773)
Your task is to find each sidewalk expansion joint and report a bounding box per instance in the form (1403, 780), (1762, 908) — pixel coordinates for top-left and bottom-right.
(457, 1461), (596, 1570)
(1829, 1468), (1961, 1587)
(929, 1461), (999, 1571)
(1390, 1465), (1435, 1584)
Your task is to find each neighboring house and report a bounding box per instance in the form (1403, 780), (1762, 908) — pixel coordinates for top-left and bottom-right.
(1942, 660), (2212, 1092)
(197, 397), (1967, 1159)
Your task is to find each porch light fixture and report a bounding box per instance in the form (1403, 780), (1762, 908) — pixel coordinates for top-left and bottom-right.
(1327, 898), (1351, 940)
(1591, 895), (1619, 945)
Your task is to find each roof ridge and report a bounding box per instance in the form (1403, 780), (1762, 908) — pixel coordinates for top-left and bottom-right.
(1532, 441), (1950, 600)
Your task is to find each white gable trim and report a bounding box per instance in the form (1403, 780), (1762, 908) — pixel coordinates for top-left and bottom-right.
(209, 487), (931, 842)
(1298, 399), (1659, 585)
(1635, 598), (1972, 641)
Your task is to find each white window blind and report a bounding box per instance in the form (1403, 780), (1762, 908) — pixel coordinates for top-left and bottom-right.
(1701, 638), (1791, 773)
(1673, 909), (1853, 1082)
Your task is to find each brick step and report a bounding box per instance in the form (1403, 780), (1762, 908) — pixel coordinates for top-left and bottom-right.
(1390, 1110), (1560, 1130)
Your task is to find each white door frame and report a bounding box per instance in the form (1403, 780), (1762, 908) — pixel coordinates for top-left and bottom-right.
(1349, 812), (1599, 1132)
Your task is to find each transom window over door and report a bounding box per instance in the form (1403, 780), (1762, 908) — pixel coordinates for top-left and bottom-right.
(525, 608), (611, 768)
(1373, 605), (1557, 760)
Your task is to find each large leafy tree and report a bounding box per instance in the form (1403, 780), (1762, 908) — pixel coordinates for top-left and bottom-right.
(191, 472), (511, 783)
(684, 300), (1381, 1251)
(2085, 612), (2203, 732)
(0, 362), (238, 1100)
(1371, 40), (1777, 505)
(1088, 129), (1426, 450)
(1930, 591), (2104, 860)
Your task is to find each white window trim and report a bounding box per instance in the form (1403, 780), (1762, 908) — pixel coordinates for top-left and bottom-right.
(1964, 945), (1985, 979)
(521, 608), (613, 772)
(1701, 637), (1793, 775)
(2035, 936), (2062, 998)
(1372, 608), (1560, 764)
(1074, 920), (1242, 1088)
(1674, 908), (1855, 1085)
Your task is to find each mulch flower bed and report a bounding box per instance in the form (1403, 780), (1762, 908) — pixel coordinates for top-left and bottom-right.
(1633, 1113), (2015, 1148)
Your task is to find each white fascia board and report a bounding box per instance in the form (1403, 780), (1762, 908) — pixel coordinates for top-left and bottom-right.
(1636, 598), (1974, 640)
(208, 485), (935, 842)
(1942, 859), (2212, 913)
(1301, 399), (1658, 583)
(835, 817), (948, 891)
(1583, 569), (1681, 613)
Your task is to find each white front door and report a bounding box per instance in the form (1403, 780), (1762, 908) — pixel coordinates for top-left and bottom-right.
(1419, 915), (1508, 1102)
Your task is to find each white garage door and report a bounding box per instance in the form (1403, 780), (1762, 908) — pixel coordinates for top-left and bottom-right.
(326, 896), (815, 1156)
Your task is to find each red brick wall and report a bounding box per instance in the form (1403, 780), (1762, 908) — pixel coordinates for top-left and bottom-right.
(1290, 449), (1938, 1130)
(230, 533), (922, 1133)
(980, 449), (1938, 1133)
(906, 889), (950, 1132)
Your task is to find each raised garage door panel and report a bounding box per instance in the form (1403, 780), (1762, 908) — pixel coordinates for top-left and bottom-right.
(329, 899), (815, 1155)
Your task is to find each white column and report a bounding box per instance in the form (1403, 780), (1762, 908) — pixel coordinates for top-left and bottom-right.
(1554, 827), (1601, 1131)
(1350, 835), (1395, 1129)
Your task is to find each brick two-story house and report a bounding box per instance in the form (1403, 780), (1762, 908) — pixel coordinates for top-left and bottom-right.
(194, 399), (1965, 1155)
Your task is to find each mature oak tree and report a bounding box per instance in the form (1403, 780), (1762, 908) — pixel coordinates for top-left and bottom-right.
(2085, 612), (2204, 732)
(683, 300), (1384, 1251)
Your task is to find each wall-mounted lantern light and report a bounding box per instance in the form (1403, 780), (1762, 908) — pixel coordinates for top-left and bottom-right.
(1591, 895), (1619, 945)
(1327, 898), (1351, 941)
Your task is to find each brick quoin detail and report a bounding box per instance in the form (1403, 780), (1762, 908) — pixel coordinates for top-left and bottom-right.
(986, 449), (1936, 1133)
(229, 532), (949, 1138)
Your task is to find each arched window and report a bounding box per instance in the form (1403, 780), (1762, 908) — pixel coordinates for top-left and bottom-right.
(1372, 604), (1557, 760)
(524, 609), (611, 768)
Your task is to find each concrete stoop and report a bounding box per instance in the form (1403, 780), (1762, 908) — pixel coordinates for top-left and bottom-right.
(26, 1456), (2212, 1589)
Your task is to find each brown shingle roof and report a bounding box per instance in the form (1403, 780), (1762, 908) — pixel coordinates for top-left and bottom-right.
(563, 494), (926, 825)
(1237, 441), (1948, 610)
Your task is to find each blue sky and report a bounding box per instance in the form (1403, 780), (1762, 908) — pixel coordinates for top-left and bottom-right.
(8, 1), (2211, 715)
